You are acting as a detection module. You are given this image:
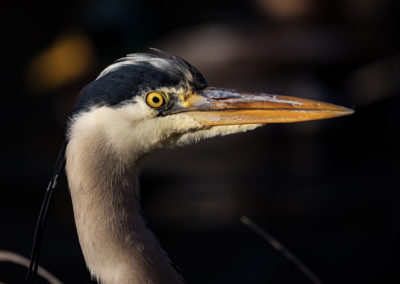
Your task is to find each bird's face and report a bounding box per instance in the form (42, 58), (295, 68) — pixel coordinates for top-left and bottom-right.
(69, 51), (353, 159)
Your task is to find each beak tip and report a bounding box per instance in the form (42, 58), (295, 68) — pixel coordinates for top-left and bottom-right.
(338, 106), (355, 116)
(318, 106), (354, 121)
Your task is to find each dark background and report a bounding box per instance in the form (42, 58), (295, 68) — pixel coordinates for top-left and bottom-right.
(1, 0), (399, 283)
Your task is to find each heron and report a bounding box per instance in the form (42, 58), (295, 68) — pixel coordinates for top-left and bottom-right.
(26, 49), (353, 284)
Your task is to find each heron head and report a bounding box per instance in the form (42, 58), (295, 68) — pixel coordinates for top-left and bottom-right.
(68, 50), (353, 159)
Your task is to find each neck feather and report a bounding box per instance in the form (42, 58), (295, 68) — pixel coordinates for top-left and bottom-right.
(65, 115), (184, 284)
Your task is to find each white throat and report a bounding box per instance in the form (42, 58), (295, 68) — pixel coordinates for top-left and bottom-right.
(65, 107), (185, 284)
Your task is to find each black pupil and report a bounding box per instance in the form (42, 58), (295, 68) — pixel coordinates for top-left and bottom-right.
(152, 96), (160, 104)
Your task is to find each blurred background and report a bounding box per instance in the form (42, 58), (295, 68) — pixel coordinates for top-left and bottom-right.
(0, 0), (399, 283)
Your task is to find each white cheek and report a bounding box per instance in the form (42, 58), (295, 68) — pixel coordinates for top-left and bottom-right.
(69, 104), (205, 161)
(141, 114), (203, 148)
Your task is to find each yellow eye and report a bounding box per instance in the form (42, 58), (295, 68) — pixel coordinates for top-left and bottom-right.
(146, 92), (165, 108)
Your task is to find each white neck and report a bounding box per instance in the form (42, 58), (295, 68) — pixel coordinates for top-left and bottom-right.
(65, 109), (185, 284)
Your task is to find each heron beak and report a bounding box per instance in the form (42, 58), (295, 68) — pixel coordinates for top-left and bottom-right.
(166, 87), (354, 125)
